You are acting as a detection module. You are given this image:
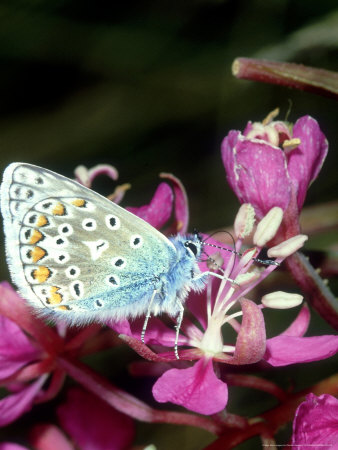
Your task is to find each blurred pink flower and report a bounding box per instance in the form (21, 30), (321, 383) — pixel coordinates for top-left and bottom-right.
(56, 388), (135, 450)
(0, 282), (62, 427)
(221, 114), (328, 238)
(29, 424), (74, 450)
(0, 444), (29, 450)
(291, 393), (338, 448)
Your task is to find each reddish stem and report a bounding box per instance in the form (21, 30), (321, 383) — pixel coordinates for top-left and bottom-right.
(35, 369), (66, 403)
(232, 58), (338, 100)
(224, 374), (287, 402)
(57, 355), (222, 435)
(205, 373), (338, 449)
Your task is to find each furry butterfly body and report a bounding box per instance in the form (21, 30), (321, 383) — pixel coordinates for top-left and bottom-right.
(0, 163), (207, 328)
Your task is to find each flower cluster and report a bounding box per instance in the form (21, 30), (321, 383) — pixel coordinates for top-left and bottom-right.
(0, 112), (337, 449)
(111, 203), (338, 415)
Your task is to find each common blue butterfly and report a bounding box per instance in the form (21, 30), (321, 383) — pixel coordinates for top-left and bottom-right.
(1, 163), (214, 357)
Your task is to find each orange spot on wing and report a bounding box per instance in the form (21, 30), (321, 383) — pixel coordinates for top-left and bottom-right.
(46, 286), (63, 305)
(57, 305), (70, 311)
(31, 246), (47, 263)
(72, 198), (86, 207)
(52, 202), (66, 216)
(32, 266), (51, 283)
(29, 230), (43, 244)
(37, 215), (49, 227)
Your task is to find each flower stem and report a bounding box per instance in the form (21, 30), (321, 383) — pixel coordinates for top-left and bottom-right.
(57, 355), (222, 434)
(232, 57), (338, 100)
(286, 251), (338, 330)
(205, 373), (338, 449)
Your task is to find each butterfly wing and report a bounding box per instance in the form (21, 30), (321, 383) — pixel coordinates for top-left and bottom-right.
(1, 163), (177, 323)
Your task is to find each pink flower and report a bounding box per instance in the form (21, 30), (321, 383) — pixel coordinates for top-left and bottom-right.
(291, 394), (338, 448)
(0, 282), (60, 427)
(221, 114), (328, 238)
(0, 312), (42, 380)
(0, 445), (29, 450)
(18, 388), (135, 450)
(56, 388), (135, 450)
(113, 205), (338, 415)
(29, 424), (74, 450)
(75, 164), (189, 234)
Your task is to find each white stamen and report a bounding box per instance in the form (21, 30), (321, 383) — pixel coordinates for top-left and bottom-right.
(234, 203), (256, 239)
(235, 271), (260, 286)
(267, 234), (308, 259)
(253, 207), (283, 247)
(283, 138), (301, 152)
(240, 247), (257, 266)
(261, 291), (303, 309)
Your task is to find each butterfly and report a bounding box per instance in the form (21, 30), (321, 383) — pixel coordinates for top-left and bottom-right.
(1, 163), (217, 357)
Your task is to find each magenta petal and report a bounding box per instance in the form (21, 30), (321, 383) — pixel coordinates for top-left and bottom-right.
(74, 164), (118, 188)
(221, 130), (242, 200)
(160, 173), (189, 234)
(108, 317), (188, 346)
(87, 164), (119, 184)
(222, 133), (291, 217)
(292, 394), (338, 447)
(0, 315), (41, 379)
(280, 304), (310, 337)
(264, 335), (338, 367)
(127, 182), (173, 229)
(232, 299), (266, 364)
(57, 387), (135, 450)
(0, 376), (45, 426)
(288, 116), (328, 209)
(152, 358), (228, 415)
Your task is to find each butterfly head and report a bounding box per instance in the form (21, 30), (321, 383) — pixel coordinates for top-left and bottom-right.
(183, 235), (202, 259)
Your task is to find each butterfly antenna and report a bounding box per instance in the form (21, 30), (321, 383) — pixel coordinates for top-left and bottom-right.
(202, 231), (280, 267)
(203, 230), (238, 274)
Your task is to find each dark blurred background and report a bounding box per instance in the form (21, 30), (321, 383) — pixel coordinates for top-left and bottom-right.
(0, 1), (337, 448)
(0, 1), (337, 232)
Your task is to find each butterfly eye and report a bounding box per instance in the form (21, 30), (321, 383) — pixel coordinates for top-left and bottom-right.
(184, 240), (198, 257)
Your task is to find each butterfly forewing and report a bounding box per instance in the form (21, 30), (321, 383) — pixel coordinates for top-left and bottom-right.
(1, 163), (177, 321)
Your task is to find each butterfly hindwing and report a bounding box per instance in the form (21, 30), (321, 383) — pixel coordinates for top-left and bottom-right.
(1, 163), (177, 322)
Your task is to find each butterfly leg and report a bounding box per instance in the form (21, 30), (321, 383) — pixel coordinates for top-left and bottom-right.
(174, 301), (184, 360)
(194, 271), (239, 285)
(141, 289), (158, 344)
